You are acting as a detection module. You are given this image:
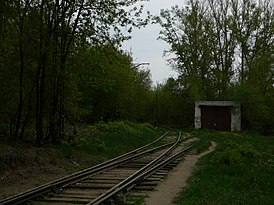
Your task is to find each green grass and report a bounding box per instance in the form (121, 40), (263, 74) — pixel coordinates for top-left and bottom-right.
(56, 122), (164, 165)
(174, 130), (274, 205)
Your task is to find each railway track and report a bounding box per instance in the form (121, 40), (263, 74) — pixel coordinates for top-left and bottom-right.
(0, 131), (196, 205)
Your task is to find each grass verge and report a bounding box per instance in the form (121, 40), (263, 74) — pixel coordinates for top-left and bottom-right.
(174, 130), (274, 205)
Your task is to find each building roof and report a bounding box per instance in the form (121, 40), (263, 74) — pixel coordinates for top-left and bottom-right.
(195, 101), (241, 107)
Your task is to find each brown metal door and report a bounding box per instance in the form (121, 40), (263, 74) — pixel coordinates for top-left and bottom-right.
(201, 106), (231, 131)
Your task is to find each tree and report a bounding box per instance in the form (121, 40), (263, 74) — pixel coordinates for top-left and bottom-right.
(156, 0), (273, 133)
(229, 0), (274, 133)
(69, 45), (153, 124)
(152, 78), (193, 128)
(207, 0), (236, 98)
(156, 1), (215, 100)
(0, 0), (151, 144)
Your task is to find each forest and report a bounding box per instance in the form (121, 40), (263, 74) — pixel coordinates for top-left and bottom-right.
(0, 0), (273, 145)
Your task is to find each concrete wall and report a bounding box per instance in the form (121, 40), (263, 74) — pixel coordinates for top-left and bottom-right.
(195, 101), (241, 131)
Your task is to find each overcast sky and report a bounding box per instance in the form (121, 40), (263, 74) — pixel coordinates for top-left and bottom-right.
(122, 0), (186, 85)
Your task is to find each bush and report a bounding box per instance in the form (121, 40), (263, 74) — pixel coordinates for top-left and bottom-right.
(76, 137), (107, 153)
(56, 121), (160, 160)
(86, 121), (155, 136)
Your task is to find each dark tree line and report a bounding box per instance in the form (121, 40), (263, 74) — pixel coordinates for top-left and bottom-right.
(0, 0), (273, 144)
(0, 0), (155, 144)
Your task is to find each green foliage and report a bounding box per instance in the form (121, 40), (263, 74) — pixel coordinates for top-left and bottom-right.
(0, 0), (152, 144)
(156, 0), (273, 134)
(228, 83), (274, 134)
(69, 45), (153, 124)
(58, 121), (161, 160)
(175, 130), (274, 205)
(193, 139), (212, 153)
(154, 78), (194, 128)
(214, 141), (260, 165)
(76, 137), (107, 153)
(58, 137), (108, 159)
(86, 121), (155, 137)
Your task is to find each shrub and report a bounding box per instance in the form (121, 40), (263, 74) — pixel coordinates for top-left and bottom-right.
(75, 137), (107, 153)
(85, 121), (154, 136)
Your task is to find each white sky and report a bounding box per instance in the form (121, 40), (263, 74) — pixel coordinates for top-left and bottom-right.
(122, 0), (186, 85)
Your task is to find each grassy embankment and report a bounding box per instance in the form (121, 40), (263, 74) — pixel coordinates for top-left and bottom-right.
(0, 121), (163, 201)
(56, 121), (163, 167)
(175, 130), (274, 205)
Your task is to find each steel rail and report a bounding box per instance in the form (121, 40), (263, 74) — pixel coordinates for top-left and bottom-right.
(89, 144), (194, 205)
(125, 144), (194, 191)
(0, 131), (170, 205)
(87, 132), (183, 205)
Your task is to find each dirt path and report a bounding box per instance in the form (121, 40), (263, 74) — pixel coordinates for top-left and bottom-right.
(143, 141), (217, 205)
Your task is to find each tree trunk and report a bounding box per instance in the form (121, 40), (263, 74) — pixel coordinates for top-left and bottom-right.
(15, 19), (24, 139)
(48, 75), (58, 143)
(20, 85), (34, 139)
(36, 0), (45, 146)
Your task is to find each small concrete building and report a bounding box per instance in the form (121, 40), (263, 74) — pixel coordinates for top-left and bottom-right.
(195, 101), (241, 131)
